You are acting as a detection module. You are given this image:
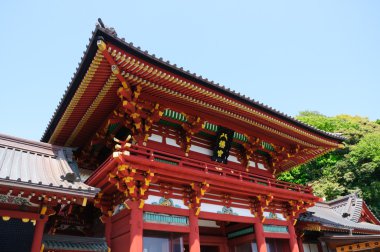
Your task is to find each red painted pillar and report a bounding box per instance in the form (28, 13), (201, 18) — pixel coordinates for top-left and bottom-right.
(104, 217), (112, 248)
(189, 210), (200, 252)
(288, 220), (300, 252)
(254, 222), (267, 252)
(30, 216), (48, 252)
(297, 237), (304, 252)
(129, 201), (143, 252)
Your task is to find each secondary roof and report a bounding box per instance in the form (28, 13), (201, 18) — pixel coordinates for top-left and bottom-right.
(0, 133), (98, 198)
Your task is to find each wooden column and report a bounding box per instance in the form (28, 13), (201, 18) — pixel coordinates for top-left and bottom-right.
(30, 216), (48, 252)
(288, 220), (300, 252)
(297, 236), (304, 252)
(129, 201), (143, 252)
(254, 222), (267, 252)
(104, 217), (112, 248)
(189, 211), (200, 252)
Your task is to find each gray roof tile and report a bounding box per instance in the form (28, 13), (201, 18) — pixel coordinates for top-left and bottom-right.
(300, 194), (380, 232)
(43, 235), (108, 252)
(0, 133), (98, 197)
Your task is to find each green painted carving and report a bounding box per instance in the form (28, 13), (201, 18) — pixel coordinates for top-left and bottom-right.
(263, 225), (288, 233)
(268, 212), (278, 219)
(163, 109), (187, 122)
(204, 122), (218, 132)
(217, 206), (239, 215)
(162, 110), (275, 153)
(0, 194), (34, 206)
(261, 141), (274, 151)
(154, 158), (179, 166)
(233, 132), (248, 142)
(152, 197), (181, 208)
(143, 212), (189, 225)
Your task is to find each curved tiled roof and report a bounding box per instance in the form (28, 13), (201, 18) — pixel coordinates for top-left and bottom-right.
(328, 193), (363, 223)
(300, 204), (380, 233)
(41, 24), (345, 143)
(43, 235), (108, 252)
(0, 133), (98, 197)
(299, 194), (380, 233)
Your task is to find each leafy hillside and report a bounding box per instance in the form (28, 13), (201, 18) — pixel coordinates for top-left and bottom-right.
(278, 111), (380, 217)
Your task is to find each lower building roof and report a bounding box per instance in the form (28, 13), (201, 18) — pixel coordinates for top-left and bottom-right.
(42, 235), (108, 252)
(299, 194), (380, 233)
(0, 133), (98, 198)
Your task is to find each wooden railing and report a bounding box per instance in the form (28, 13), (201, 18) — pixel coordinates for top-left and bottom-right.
(127, 144), (313, 194)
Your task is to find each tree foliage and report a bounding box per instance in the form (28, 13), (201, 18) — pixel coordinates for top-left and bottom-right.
(278, 111), (380, 217)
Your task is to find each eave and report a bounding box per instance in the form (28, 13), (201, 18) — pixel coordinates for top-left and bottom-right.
(41, 26), (344, 172)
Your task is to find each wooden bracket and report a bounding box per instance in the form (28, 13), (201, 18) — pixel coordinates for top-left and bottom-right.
(285, 200), (314, 225)
(250, 194), (274, 222)
(143, 103), (165, 145)
(180, 115), (204, 156)
(221, 194), (232, 208)
(184, 181), (209, 216)
(94, 193), (113, 223)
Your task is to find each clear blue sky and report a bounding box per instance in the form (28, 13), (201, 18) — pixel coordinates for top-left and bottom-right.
(1, 1), (379, 141)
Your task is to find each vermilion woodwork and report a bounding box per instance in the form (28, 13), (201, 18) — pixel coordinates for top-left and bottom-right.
(30, 216), (48, 252)
(189, 211), (200, 252)
(254, 222), (267, 252)
(288, 220), (300, 252)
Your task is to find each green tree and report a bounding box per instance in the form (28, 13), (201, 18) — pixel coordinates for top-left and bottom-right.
(278, 111), (380, 217)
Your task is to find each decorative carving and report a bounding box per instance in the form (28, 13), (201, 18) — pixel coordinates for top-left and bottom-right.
(142, 103), (165, 145)
(183, 181), (209, 216)
(77, 107), (126, 168)
(151, 197), (181, 208)
(94, 193), (114, 222)
(118, 83), (143, 134)
(0, 194), (37, 207)
(107, 136), (155, 210)
(285, 200), (314, 225)
(302, 223), (321, 232)
(217, 206), (238, 215)
(159, 183), (174, 199)
(270, 144), (302, 171)
(249, 194), (274, 222)
(239, 135), (261, 170)
(221, 194), (232, 208)
(178, 115), (204, 156)
(268, 212), (278, 219)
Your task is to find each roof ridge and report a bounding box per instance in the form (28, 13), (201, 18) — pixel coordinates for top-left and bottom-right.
(0, 133), (66, 156)
(304, 204), (380, 232)
(325, 193), (358, 204)
(350, 197), (363, 222)
(41, 23), (345, 143)
(41, 27), (99, 143)
(95, 26), (345, 141)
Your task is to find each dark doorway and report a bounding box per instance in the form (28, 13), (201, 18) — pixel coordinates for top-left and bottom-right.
(0, 219), (34, 252)
(201, 245), (219, 252)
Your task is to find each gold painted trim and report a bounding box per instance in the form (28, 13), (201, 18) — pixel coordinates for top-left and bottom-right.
(109, 47), (341, 147)
(49, 50), (104, 143)
(65, 73), (118, 145)
(122, 71), (321, 148)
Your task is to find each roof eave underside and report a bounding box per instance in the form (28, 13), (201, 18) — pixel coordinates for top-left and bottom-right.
(41, 27), (344, 144)
(0, 179), (97, 198)
(301, 204), (380, 233)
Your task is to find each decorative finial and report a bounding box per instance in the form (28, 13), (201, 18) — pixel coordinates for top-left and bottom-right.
(97, 18), (105, 28)
(96, 18), (118, 37)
